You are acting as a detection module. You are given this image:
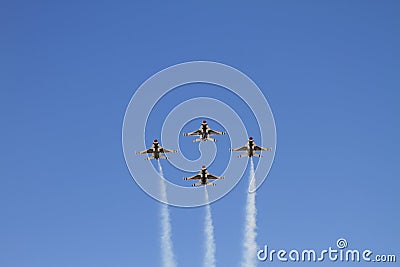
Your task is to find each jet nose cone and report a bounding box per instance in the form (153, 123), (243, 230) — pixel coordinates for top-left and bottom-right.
(154, 139), (158, 143)
(202, 165), (206, 169)
(202, 120), (207, 124)
(249, 137), (253, 140)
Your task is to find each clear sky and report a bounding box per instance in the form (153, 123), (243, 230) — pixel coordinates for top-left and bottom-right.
(1, 1), (399, 266)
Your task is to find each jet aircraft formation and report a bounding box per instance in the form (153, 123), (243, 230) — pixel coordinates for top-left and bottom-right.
(136, 120), (272, 187)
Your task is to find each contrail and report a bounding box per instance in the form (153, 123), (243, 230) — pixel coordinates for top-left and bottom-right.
(204, 187), (216, 267)
(157, 161), (176, 267)
(241, 158), (257, 267)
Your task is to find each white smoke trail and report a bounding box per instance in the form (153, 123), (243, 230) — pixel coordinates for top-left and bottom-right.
(241, 158), (257, 267)
(158, 161), (176, 267)
(204, 187), (216, 267)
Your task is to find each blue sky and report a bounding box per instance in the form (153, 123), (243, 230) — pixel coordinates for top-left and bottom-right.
(1, 1), (399, 266)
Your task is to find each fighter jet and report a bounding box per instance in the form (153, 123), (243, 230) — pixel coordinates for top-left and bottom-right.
(183, 120), (226, 142)
(230, 137), (272, 158)
(136, 139), (177, 160)
(183, 166), (224, 187)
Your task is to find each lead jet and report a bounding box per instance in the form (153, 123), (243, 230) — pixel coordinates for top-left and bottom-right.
(183, 166), (224, 187)
(183, 120), (226, 142)
(136, 139), (177, 160)
(230, 137), (272, 158)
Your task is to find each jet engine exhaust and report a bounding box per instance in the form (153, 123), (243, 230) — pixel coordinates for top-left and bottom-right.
(204, 187), (216, 267)
(241, 158), (258, 267)
(158, 161), (177, 267)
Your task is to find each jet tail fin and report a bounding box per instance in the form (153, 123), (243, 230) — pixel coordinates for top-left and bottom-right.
(238, 153), (248, 158)
(192, 182), (202, 187)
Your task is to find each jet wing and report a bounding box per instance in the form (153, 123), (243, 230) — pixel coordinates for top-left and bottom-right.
(183, 174), (202, 181)
(254, 145), (272, 151)
(159, 147), (177, 153)
(208, 129), (226, 136)
(136, 148), (153, 154)
(230, 146), (247, 152)
(183, 129), (202, 136)
(207, 174), (223, 180)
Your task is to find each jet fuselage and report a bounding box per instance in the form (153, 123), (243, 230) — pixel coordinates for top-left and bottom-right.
(201, 124), (209, 140)
(200, 169), (208, 184)
(152, 142), (161, 159)
(248, 140), (255, 157)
